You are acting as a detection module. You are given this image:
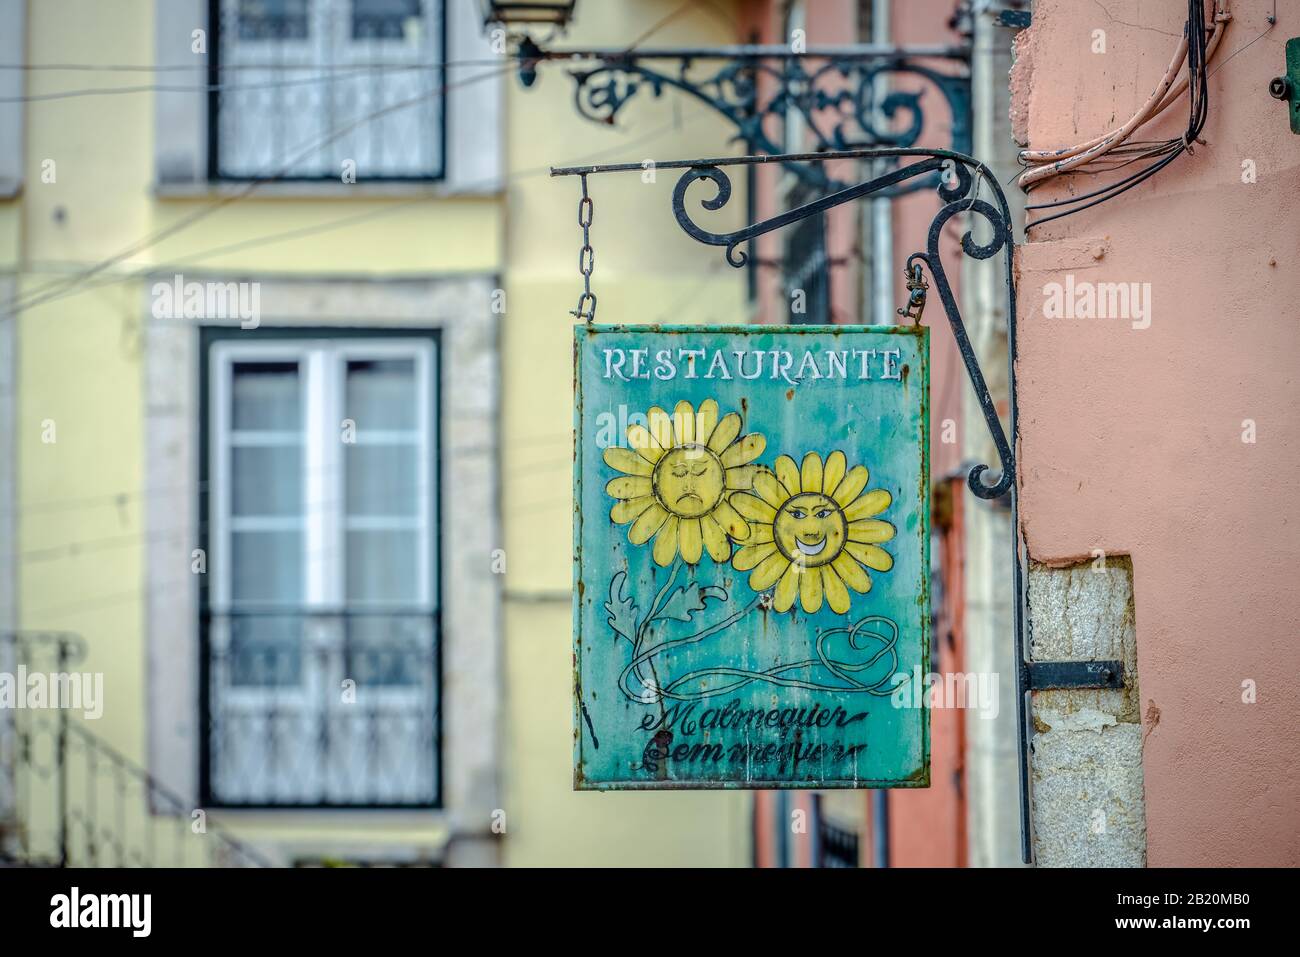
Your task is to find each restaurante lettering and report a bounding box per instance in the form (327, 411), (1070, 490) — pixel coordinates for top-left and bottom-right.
(602, 346), (905, 384)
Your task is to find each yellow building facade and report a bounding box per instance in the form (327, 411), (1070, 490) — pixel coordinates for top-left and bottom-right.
(1, 0), (749, 866)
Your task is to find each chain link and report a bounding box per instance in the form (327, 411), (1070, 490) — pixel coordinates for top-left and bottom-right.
(570, 174), (597, 323)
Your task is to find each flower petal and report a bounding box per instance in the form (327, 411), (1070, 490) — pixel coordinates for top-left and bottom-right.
(832, 552), (872, 594)
(774, 455), (801, 496)
(845, 541), (893, 571)
(801, 452), (823, 494)
(696, 399), (719, 447)
(847, 519), (895, 544)
(773, 563), (801, 613)
(747, 522), (774, 544)
(603, 446), (653, 476)
(730, 492), (775, 524)
(652, 515), (680, 567)
(628, 503), (668, 544)
(712, 498), (751, 541)
(749, 551), (790, 592)
(822, 565), (851, 614)
(799, 566), (824, 614)
(721, 432), (766, 468)
(844, 489), (892, 521)
(751, 470), (788, 510)
(611, 496), (653, 525)
(725, 464), (759, 491)
(822, 451), (847, 498)
(673, 400), (695, 445)
(605, 475), (652, 500)
(626, 424), (664, 463)
(647, 406), (675, 452)
(831, 465), (869, 505)
(679, 518), (703, 564)
(701, 515), (731, 562)
(707, 413), (741, 454)
(732, 541), (776, 571)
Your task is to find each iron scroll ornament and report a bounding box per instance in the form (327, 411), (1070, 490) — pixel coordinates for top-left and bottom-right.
(519, 39), (972, 195)
(570, 57), (972, 196)
(551, 147), (1029, 860)
(668, 150), (1014, 500)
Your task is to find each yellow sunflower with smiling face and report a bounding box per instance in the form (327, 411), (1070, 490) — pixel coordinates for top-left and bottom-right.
(730, 451), (895, 615)
(604, 399), (765, 566)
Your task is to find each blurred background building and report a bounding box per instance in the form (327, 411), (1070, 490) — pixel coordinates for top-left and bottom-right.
(0, 0), (1024, 867)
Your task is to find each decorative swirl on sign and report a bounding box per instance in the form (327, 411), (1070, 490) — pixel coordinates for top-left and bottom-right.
(671, 166), (749, 267)
(668, 150), (1016, 501)
(622, 612), (906, 704)
(909, 160), (1015, 500)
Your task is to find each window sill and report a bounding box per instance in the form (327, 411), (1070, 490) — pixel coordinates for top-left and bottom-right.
(153, 179), (502, 200)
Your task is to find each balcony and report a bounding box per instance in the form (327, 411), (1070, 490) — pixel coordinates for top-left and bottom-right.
(201, 609), (439, 808)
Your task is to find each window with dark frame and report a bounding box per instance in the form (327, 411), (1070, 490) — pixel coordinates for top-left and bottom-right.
(212, 0), (446, 180)
(199, 328), (441, 808)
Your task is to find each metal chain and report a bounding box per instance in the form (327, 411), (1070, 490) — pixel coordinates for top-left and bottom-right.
(570, 174), (597, 323)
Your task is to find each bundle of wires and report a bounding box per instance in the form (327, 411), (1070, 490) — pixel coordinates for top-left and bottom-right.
(1018, 0), (1231, 229)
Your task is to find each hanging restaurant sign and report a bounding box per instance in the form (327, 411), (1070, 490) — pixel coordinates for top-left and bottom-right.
(573, 324), (930, 789)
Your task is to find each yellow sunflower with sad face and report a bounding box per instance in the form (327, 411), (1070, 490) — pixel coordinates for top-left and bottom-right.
(730, 451), (895, 615)
(604, 400), (765, 566)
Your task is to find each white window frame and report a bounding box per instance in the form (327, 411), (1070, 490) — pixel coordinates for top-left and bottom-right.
(154, 0), (500, 193)
(209, 337), (437, 616)
(213, 0), (446, 180)
(206, 335), (439, 803)
(144, 276), (499, 862)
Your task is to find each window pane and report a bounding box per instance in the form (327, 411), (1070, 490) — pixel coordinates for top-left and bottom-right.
(233, 446), (303, 516)
(232, 361), (301, 430)
(216, 1), (444, 179)
(345, 358), (416, 429)
(346, 530), (417, 603)
(229, 615), (303, 686)
(344, 615), (432, 686)
(346, 444), (418, 516)
(238, 0), (309, 40)
(232, 530), (303, 603)
(352, 0), (423, 40)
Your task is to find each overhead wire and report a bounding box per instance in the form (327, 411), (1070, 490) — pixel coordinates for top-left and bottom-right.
(2, 62), (513, 319)
(2, 0), (707, 321)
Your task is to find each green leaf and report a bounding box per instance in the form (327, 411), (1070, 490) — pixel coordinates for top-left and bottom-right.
(654, 583), (729, 624)
(604, 571), (639, 643)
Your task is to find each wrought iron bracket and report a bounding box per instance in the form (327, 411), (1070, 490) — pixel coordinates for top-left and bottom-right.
(552, 147), (1035, 863)
(1028, 660), (1124, 691)
(526, 39), (971, 193)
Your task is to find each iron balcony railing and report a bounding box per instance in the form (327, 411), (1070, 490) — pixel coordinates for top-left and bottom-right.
(200, 608), (440, 808)
(0, 632), (269, 867)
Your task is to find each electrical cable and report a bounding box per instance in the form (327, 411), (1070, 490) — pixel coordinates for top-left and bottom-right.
(1019, 0), (1230, 229)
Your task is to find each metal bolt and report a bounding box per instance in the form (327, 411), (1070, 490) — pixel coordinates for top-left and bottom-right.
(1269, 76), (1291, 101)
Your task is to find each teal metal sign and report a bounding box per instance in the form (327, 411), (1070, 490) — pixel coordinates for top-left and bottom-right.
(573, 325), (930, 789)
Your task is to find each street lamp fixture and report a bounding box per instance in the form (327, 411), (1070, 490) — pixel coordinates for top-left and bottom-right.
(480, 1), (576, 29)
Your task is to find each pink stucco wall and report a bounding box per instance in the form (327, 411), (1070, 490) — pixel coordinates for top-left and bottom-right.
(1012, 0), (1300, 865)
